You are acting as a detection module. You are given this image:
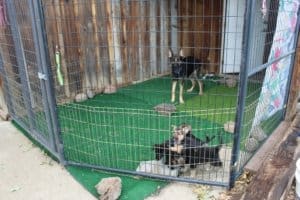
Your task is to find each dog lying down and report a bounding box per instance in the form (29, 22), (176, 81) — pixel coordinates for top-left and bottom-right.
(152, 124), (223, 176)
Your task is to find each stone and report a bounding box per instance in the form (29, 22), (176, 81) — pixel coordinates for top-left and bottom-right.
(75, 93), (88, 102)
(154, 103), (176, 116)
(245, 137), (259, 153)
(86, 89), (95, 99)
(95, 177), (122, 200)
(224, 121), (235, 133)
(225, 78), (237, 88)
(104, 85), (117, 94)
(250, 125), (267, 142)
(136, 160), (179, 177)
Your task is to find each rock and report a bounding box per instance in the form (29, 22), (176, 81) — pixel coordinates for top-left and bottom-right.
(87, 89), (95, 99)
(95, 177), (122, 200)
(104, 85), (117, 94)
(154, 103), (176, 116)
(244, 137), (259, 153)
(75, 93), (88, 102)
(225, 78), (237, 88)
(250, 125), (267, 142)
(224, 121), (235, 133)
(136, 160), (179, 177)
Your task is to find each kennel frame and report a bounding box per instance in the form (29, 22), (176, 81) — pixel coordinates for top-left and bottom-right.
(0, 0), (299, 188)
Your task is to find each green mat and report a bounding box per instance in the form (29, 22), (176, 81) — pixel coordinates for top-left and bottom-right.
(67, 166), (167, 200)
(10, 76), (283, 199)
(57, 77), (236, 197)
(59, 77), (236, 170)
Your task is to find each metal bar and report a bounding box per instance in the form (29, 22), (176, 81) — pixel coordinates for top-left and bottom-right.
(67, 161), (229, 187)
(229, 0), (256, 188)
(28, 0), (56, 152)
(32, 0), (66, 165)
(282, 9), (300, 119)
(0, 54), (15, 116)
(247, 50), (296, 77)
(6, 0), (36, 131)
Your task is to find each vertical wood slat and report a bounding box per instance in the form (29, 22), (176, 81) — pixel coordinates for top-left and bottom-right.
(143, 1), (150, 79)
(105, 0), (117, 85)
(120, 1), (129, 84)
(170, 0), (178, 54)
(149, 0), (157, 76)
(111, 1), (122, 84)
(160, 0), (168, 74)
(285, 38), (300, 121)
(97, 1), (110, 88)
(53, 0), (72, 98)
(91, 0), (104, 92)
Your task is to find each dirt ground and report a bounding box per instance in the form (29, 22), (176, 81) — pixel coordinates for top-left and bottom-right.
(0, 120), (227, 200)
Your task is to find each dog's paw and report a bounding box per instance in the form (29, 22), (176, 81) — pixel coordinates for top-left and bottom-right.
(170, 145), (183, 153)
(187, 88), (193, 93)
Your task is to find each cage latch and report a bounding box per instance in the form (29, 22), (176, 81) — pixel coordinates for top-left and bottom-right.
(38, 72), (47, 81)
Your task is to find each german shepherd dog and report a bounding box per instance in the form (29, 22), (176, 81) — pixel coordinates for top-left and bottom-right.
(169, 49), (206, 104)
(153, 124), (222, 172)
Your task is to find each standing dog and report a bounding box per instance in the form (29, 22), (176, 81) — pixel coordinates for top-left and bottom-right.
(169, 49), (205, 104)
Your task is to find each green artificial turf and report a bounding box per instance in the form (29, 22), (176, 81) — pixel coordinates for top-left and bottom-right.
(58, 77), (236, 170)
(10, 76), (284, 199)
(67, 166), (167, 200)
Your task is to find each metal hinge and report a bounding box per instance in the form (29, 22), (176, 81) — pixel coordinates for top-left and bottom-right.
(38, 72), (47, 81)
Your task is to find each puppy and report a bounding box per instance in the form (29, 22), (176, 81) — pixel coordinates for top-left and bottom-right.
(169, 124), (223, 175)
(153, 124), (216, 170)
(169, 49), (206, 104)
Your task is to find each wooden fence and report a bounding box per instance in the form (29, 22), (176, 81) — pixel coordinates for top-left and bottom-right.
(0, 0), (223, 100)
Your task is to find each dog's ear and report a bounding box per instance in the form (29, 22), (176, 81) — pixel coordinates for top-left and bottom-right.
(172, 125), (177, 132)
(181, 124), (191, 135)
(169, 48), (173, 58)
(179, 48), (184, 57)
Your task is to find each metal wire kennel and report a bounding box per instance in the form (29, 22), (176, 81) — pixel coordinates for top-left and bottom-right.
(0, 0), (299, 187)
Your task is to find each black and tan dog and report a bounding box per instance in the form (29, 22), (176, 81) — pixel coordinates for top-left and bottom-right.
(169, 49), (206, 104)
(153, 124), (222, 174)
(172, 124), (222, 167)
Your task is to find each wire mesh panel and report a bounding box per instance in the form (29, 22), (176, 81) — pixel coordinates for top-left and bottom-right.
(233, 0), (300, 179)
(0, 0), (59, 156)
(0, 0), (298, 188)
(41, 0), (242, 186)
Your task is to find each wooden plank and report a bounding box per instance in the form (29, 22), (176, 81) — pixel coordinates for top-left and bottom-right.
(76, 1), (98, 92)
(127, 1), (140, 81)
(170, 0), (178, 54)
(143, 1), (151, 79)
(208, 0), (223, 73)
(0, 77), (8, 113)
(244, 121), (291, 173)
(97, 1), (110, 89)
(105, 0), (117, 85)
(149, 0), (157, 76)
(285, 35), (300, 121)
(159, 0), (168, 74)
(240, 114), (300, 200)
(111, 1), (122, 84)
(178, 0), (193, 55)
(53, 0), (72, 98)
(193, 0), (204, 58)
(91, 0), (104, 92)
(120, 0), (129, 84)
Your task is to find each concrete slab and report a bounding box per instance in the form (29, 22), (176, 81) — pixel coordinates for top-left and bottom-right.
(0, 121), (96, 200)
